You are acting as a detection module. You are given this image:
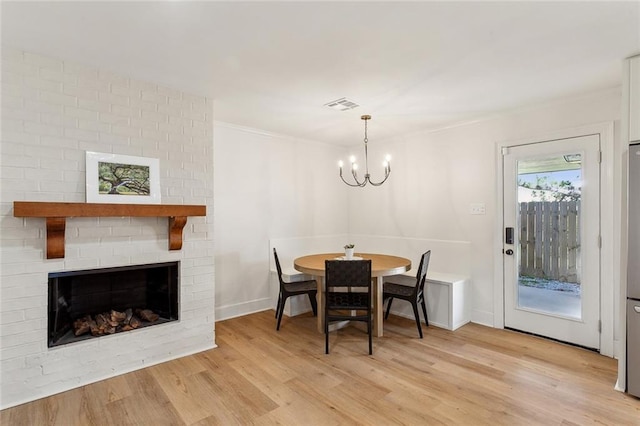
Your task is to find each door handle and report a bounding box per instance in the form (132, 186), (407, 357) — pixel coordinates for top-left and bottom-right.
(635, 306), (640, 313)
(505, 249), (514, 256)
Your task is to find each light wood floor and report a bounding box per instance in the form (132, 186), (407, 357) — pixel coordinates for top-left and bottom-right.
(2, 310), (639, 425)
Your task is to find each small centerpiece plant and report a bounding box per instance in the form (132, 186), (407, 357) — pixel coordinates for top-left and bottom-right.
(344, 244), (355, 259)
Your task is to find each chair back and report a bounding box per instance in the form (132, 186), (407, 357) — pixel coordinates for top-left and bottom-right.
(273, 248), (286, 288)
(414, 250), (432, 297)
(325, 259), (372, 294)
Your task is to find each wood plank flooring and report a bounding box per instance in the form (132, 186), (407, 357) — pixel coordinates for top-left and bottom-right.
(2, 310), (639, 425)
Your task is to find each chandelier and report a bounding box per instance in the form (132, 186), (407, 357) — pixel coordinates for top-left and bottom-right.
(338, 115), (391, 187)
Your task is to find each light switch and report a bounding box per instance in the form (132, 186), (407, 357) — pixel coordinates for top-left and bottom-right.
(470, 203), (486, 215)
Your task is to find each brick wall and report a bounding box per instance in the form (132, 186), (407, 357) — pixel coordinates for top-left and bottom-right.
(0, 47), (215, 409)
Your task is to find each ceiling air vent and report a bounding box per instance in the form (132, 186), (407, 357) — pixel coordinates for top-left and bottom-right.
(324, 97), (359, 111)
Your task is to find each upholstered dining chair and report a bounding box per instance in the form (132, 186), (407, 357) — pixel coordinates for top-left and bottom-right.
(324, 259), (373, 355)
(383, 250), (431, 338)
(273, 248), (318, 331)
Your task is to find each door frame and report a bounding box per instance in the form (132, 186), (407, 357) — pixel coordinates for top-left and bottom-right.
(494, 122), (615, 357)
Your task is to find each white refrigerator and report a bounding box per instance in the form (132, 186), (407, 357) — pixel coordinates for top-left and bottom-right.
(628, 143), (640, 398)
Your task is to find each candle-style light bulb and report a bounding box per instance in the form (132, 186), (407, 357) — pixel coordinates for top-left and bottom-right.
(352, 163), (358, 171)
(349, 155), (356, 164)
(338, 160), (344, 168)
(385, 154), (392, 162)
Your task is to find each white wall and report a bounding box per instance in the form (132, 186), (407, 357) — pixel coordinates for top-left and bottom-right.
(214, 89), (623, 347)
(0, 48), (215, 409)
(351, 89), (622, 329)
(213, 122), (348, 320)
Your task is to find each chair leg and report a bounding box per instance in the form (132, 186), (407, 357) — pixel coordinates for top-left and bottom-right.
(385, 297), (393, 319)
(368, 316), (373, 355)
(308, 292), (318, 317)
(275, 293), (282, 318)
(276, 295), (287, 331)
(412, 302), (423, 338)
(420, 296), (429, 327)
(325, 320), (330, 354)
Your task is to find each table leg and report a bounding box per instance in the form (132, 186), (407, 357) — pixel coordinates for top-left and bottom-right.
(373, 276), (384, 337)
(316, 277), (324, 333)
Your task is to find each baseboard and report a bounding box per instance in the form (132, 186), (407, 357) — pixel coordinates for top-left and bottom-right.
(471, 309), (494, 327)
(216, 297), (273, 321)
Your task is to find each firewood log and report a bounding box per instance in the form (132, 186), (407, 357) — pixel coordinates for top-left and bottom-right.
(136, 309), (159, 322)
(130, 316), (141, 329)
(124, 308), (133, 325)
(73, 315), (92, 336)
(110, 310), (126, 323)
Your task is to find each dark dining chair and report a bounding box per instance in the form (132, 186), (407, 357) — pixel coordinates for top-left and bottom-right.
(324, 259), (373, 355)
(273, 248), (318, 331)
(383, 250), (431, 338)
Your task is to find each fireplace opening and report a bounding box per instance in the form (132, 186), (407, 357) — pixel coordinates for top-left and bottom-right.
(48, 262), (179, 348)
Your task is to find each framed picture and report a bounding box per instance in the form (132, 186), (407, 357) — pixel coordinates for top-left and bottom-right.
(85, 151), (161, 204)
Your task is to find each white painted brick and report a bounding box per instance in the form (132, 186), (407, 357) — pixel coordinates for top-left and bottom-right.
(2, 108), (39, 122)
(1, 49), (214, 410)
(78, 98), (111, 113)
(111, 124), (141, 138)
(24, 76), (63, 93)
(111, 83), (139, 98)
(24, 99), (63, 114)
(64, 106), (98, 121)
(0, 294), (46, 311)
(111, 104), (140, 118)
(129, 97), (157, 112)
(2, 71), (23, 86)
(0, 310), (26, 324)
(24, 307), (45, 320)
(130, 117), (159, 131)
(40, 136), (78, 149)
(140, 109), (168, 123)
(0, 342), (44, 361)
(141, 128), (167, 142)
(63, 61), (98, 77)
(24, 168), (64, 181)
(141, 90), (167, 104)
(64, 127), (98, 142)
(40, 68), (74, 84)
(98, 111), (129, 126)
(129, 79), (157, 92)
(1, 319), (44, 336)
(98, 91), (129, 107)
(78, 119), (110, 133)
(23, 121), (62, 137)
(157, 103), (182, 117)
(39, 90), (76, 107)
(2, 60), (39, 77)
(39, 158), (79, 171)
(2, 83), (37, 101)
(98, 70), (129, 87)
(63, 84), (98, 100)
(97, 133), (129, 147)
(158, 121), (183, 135)
(2, 94), (24, 110)
(40, 180), (83, 193)
(40, 112), (78, 128)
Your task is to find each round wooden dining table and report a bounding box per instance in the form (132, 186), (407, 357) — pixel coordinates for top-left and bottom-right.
(294, 253), (411, 337)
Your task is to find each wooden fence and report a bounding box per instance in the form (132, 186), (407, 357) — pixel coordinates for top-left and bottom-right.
(519, 201), (580, 283)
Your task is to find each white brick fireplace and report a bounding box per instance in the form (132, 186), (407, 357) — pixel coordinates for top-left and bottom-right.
(0, 48), (215, 409)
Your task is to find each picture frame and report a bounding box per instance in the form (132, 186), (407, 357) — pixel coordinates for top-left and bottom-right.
(85, 151), (161, 204)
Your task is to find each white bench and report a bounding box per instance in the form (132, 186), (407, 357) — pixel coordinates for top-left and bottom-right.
(388, 271), (471, 331)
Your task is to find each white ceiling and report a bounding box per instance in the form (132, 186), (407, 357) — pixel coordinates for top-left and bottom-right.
(2, 1), (639, 146)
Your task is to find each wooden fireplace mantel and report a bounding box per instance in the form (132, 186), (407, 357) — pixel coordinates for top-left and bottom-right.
(13, 201), (207, 259)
